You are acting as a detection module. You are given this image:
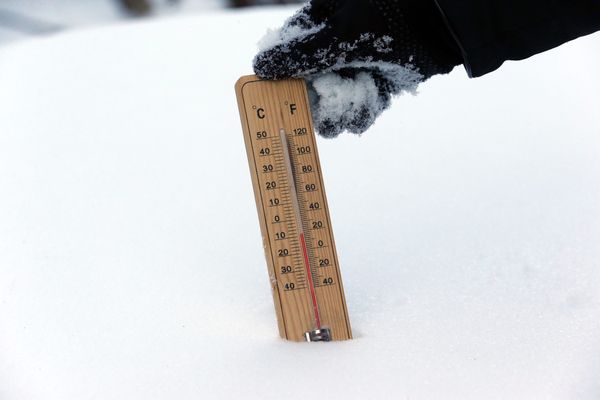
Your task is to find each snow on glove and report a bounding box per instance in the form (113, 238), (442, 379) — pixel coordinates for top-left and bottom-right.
(253, 0), (462, 137)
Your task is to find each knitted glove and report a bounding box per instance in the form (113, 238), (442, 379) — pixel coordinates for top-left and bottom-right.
(253, 0), (462, 137)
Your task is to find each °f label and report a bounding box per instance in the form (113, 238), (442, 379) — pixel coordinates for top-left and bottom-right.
(235, 75), (351, 342)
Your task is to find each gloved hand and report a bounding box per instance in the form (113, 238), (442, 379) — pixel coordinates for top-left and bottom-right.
(253, 0), (463, 137)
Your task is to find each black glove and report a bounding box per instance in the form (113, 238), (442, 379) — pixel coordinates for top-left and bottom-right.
(253, 0), (463, 137)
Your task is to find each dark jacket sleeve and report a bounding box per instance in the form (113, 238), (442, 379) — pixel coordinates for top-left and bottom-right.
(433, 0), (600, 77)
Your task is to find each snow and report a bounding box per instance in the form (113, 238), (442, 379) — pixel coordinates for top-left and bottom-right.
(306, 64), (422, 137)
(257, 5), (324, 51)
(0, 0), (226, 25)
(308, 71), (390, 136)
(0, 0), (227, 46)
(1, 7), (600, 400)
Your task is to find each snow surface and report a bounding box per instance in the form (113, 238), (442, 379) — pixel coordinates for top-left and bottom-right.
(0, 0), (226, 46)
(1, 8), (600, 400)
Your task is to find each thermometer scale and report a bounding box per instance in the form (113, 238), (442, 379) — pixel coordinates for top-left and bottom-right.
(235, 75), (351, 342)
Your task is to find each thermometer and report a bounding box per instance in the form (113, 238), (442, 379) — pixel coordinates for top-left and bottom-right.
(235, 75), (351, 341)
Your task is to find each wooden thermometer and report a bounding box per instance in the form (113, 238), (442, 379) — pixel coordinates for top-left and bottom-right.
(235, 75), (352, 342)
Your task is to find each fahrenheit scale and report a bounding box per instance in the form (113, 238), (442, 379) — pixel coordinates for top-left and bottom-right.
(235, 75), (351, 342)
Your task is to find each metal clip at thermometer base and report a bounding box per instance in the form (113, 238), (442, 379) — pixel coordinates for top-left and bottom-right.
(235, 75), (352, 342)
(305, 328), (332, 342)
